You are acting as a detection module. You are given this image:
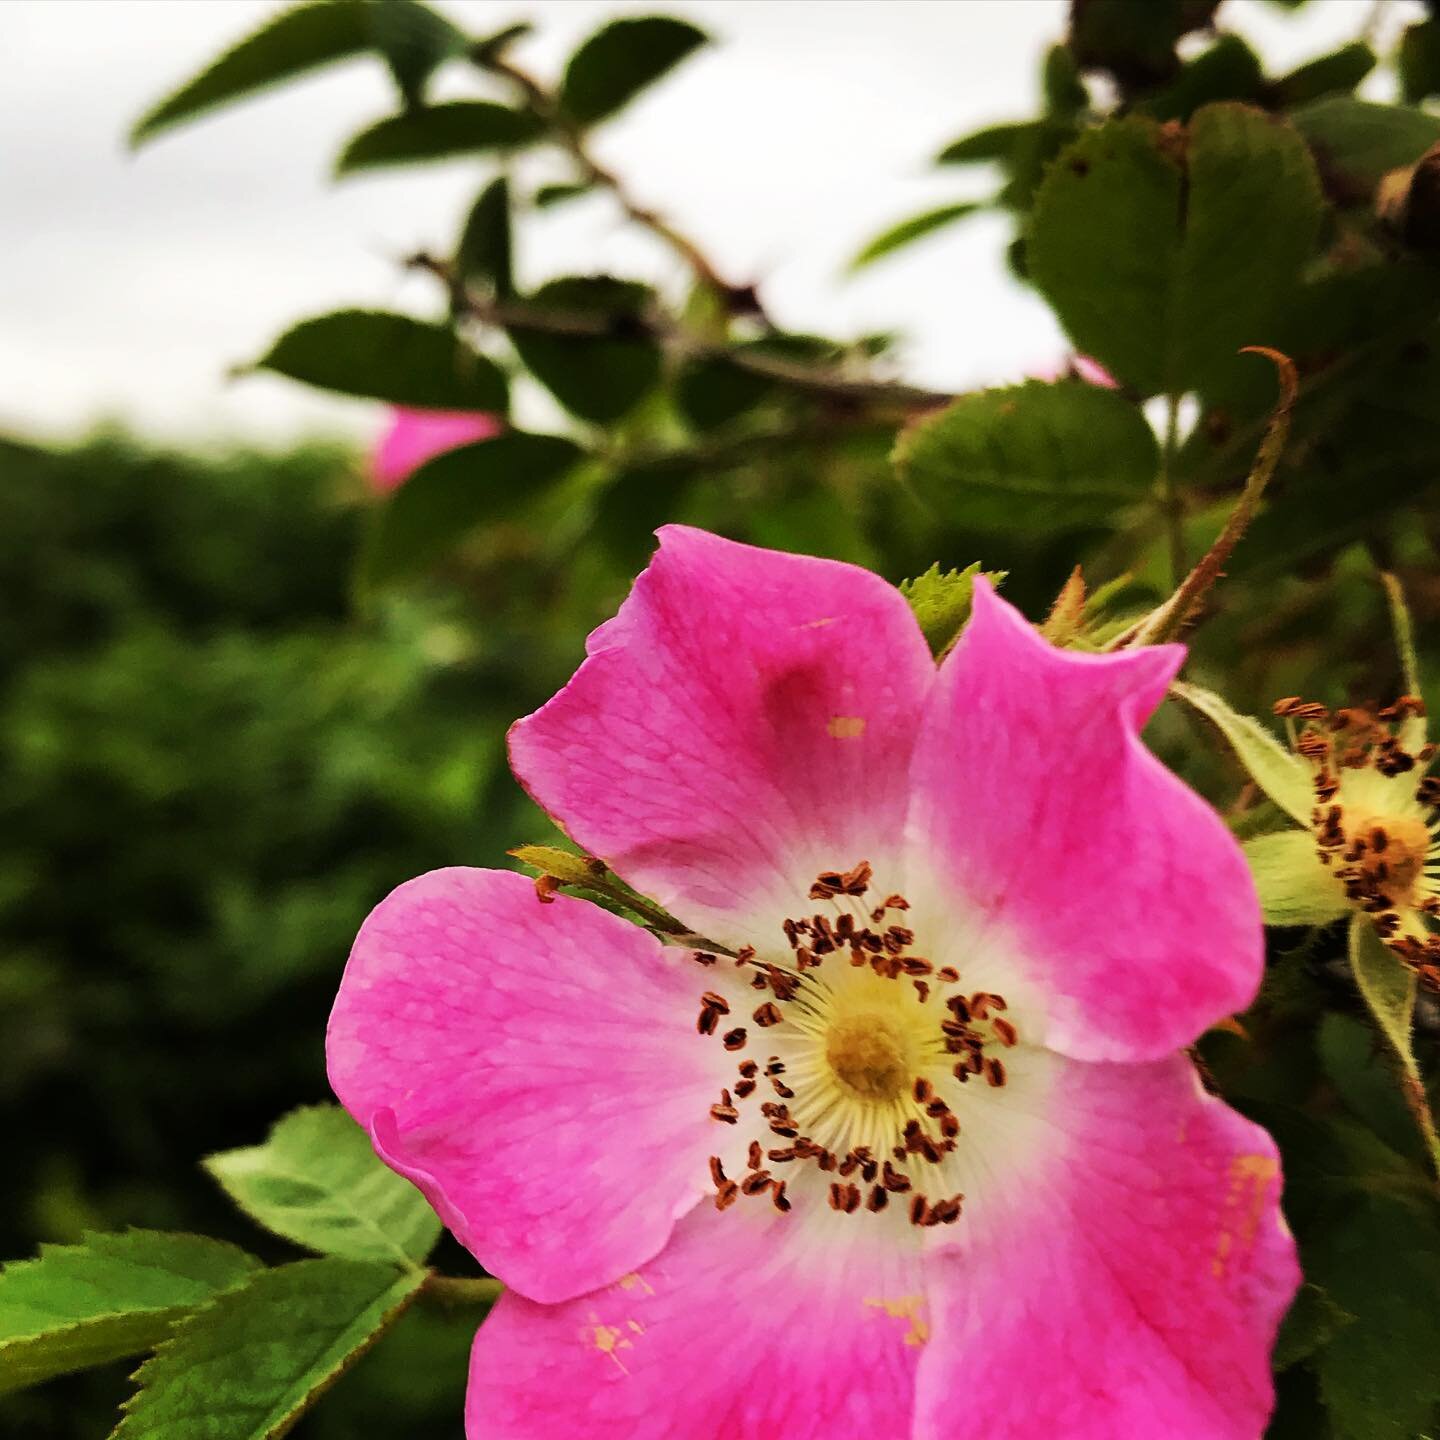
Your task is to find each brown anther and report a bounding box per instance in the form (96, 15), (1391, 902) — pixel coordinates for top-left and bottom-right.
(738, 1059), (759, 1079)
(709, 1156), (727, 1186)
(909, 1195), (929, 1226)
(768, 1146), (798, 1163)
(828, 1182), (845, 1211)
(884, 893), (910, 911)
(1418, 776), (1440, 807)
(992, 1016), (1019, 1047)
(867, 1185), (889, 1213)
(765, 1058), (786, 1075)
(747, 1140), (763, 1170)
(985, 1057), (1007, 1088)
(753, 1002), (783, 1028)
(940, 1113), (961, 1140)
(710, 1103), (739, 1124)
(715, 1180), (739, 1210)
(735, 945), (756, 964)
(952, 1062), (970, 1083)
(741, 1170), (773, 1196)
(771, 1081), (795, 1099)
(734, 1079), (757, 1099)
(701, 992), (730, 1015)
(913, 1077), (934, 1103)
(723, 1027), (747, 1050)
(936, 966), (960, 984)
(817, 1150), (837, 1172)
(691, 949), (717, 966)
(771, 1180), (791, 1213)
(913, 980), (931, 1003)
(697, 1006), (719, 1036)
(882, 1162), (912, 1192)
(843, 1184), (862, 1213)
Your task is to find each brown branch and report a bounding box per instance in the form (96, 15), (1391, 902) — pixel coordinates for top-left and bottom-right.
(407, 251), (952, 415)
(472, 47), (768, 322)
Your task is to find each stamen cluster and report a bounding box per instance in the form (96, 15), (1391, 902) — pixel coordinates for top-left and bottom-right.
(1277, 694), (1440, 987)
(691, 861), (1020, 1227)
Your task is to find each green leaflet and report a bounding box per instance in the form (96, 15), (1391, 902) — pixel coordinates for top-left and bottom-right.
(0, 1231), (259, 1394)
(113, 1259), (425, 1440)
(1169, 680), (1313, 826)
(205, 1105), (441, 1265)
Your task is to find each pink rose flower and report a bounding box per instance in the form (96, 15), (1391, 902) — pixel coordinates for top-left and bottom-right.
(328, 527), (1299, 1438)
(370, 407), (502, 493)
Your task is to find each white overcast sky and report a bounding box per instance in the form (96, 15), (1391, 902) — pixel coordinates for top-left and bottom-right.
(0, 0), (1404, 447)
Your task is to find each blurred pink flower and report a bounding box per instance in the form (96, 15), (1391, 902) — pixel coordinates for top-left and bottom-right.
(329, 528), (1298, 1439)
(1072, 353), (1119, 388)
(1028, 354), (1120, 389)
(370, 407), (502, 493)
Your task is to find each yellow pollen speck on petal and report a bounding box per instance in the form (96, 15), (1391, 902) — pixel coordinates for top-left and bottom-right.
(1211, 1154), (1279, 1278)
(864, 1295), (930, 1347)
(618, 1272), (654, 1295)
(828, 715), (867, 739)
(585, 1315), (635, 1373)
(827, 1013), (910, 1101)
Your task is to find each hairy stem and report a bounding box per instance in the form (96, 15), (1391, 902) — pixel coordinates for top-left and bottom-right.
(1122, 348), (1297, 649)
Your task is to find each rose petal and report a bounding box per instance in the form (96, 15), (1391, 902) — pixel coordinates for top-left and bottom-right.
(371, 407), (501, 492)
(907, 580), (1262, 1061)
(509, 526), (936, 949)
(915, 1054), (1298, 1439)
(327, 867), (733, 1303)
(465, 1193), (927, 1439)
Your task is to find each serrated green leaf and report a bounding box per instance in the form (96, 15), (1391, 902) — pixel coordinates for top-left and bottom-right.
(509, 277), (660, 423)
(1400, 20), (1440, 104)
(253, 310), (508, 411)
(205, 1105), (440, 1265)
(534, 181), (593, 209)
(1273, 1282), (1355, 1371)
(1309, 1197), (1440, 1440)
(848, 203), (982, 272)
(1042, 43), (1088, 116)
(936, 120), (1037, 165)
(1138, 34), (1265, 123)
(363, 0), (468, 108)
(1168, 681), (1313, 825)
(1029, 104), (1323, 398)
(113, 1259), (424, 1440)
(894, 380), (1159, 532)
(131, 2), (374, 147)
(0, 1231), (258, 1395)
(558, 16), (708, 127)
(360, 432), (582, 590)
(456, 177), (513, 298)
(1289, 97), (1440, 199)
(334, 102), (545, 175)
(898, 562), (993, 658)
(1243, 830), (1348, 928)
(1270, 42), (1375, 109)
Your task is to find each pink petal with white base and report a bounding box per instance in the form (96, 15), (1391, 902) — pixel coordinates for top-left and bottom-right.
(509, 526), (936, 949)
(914, 1055), (1298, 1439)
(465, 1194), (928, 1440)
(327, 867), (735, 1303)
(907, 580), (1262, 1061)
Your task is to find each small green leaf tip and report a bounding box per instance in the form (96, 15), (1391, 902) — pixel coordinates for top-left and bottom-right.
(899, 562), (1003, 660)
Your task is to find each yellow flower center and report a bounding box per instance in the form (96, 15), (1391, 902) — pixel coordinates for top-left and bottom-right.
(1353, 813), (1432, 908)
(826, 1013), (911, 1102)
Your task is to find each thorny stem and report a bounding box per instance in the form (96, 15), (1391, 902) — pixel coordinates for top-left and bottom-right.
(472, 45), (769, 323)
(1120, 347), (1298, 650)
(407, 251), (952, 415)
